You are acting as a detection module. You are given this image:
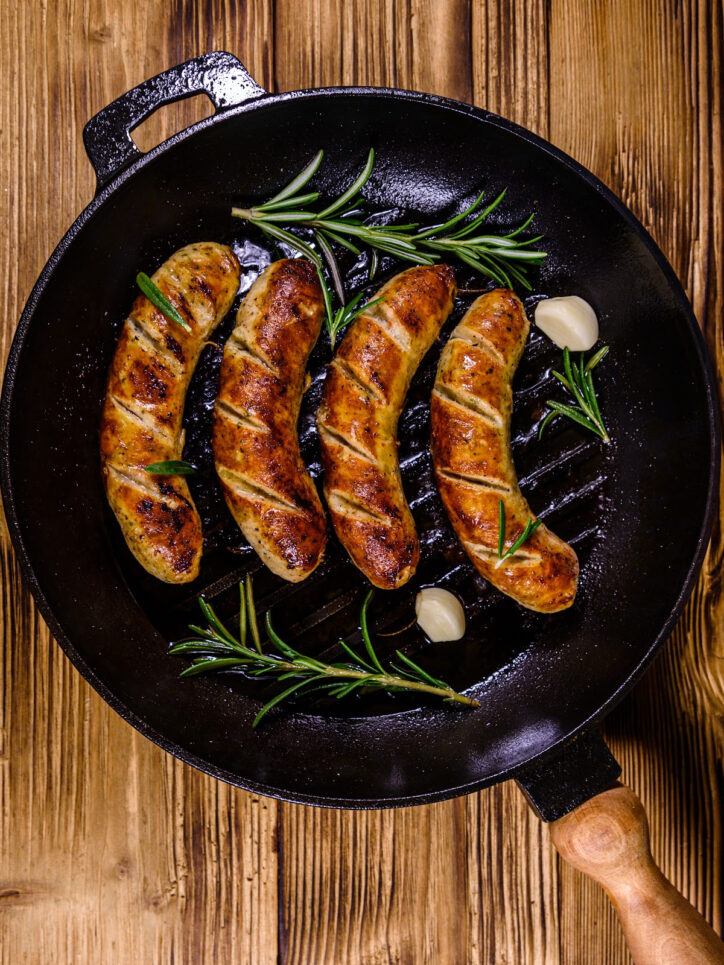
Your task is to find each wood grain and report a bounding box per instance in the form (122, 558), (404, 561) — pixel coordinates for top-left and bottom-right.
(552, 784), (724, 965)
(1, 2), (722, 963)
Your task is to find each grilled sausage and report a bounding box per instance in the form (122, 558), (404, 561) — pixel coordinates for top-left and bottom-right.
(213, 259), (327, 581)
(430, 288), (579, 612)
(317, 264), (457, 589)
(101, 242), (240, 583)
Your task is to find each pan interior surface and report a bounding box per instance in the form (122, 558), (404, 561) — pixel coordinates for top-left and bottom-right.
(2, 91), (716, 806)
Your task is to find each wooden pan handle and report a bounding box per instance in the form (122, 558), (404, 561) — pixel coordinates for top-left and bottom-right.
(550, 783), (724, 964)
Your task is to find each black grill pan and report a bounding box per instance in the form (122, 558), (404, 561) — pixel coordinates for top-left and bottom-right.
(0, 52), (718, 817)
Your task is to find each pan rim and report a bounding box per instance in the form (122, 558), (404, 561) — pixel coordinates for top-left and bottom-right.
(1, 84), (720, 808)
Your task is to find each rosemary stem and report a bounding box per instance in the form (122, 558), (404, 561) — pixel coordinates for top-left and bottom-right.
(230, 150), (546, 290)
(176, 577), (478, 722)
(259, 658), (480, 707)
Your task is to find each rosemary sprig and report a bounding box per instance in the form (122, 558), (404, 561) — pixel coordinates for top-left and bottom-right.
(171, 578), (478, 727)
(496, 500), (542, 567)
(539, 346), (610, 443)
(136, 272), (191, 333)
(145, 459), (196, 475)
(317, 268), (384, 347)
(231, 149), (546, 291)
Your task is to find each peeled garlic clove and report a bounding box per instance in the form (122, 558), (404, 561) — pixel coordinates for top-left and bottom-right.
(415, 587), (466, 642)
(534, 295), (599, 351)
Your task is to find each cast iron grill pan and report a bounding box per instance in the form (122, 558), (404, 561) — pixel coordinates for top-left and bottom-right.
(1, 75), (717, 807)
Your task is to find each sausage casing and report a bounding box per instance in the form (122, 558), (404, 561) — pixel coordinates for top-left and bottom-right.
(100, 242), (240, 583)
(317, 264), (457, 589)
(213, 259), (327, 581)
(431, 288), (578, 612)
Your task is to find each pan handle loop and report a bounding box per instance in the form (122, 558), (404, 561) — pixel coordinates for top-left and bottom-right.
(82, 51), (266, 191)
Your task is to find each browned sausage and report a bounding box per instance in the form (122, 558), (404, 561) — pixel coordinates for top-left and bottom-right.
(431, 288), (578, 612)
(100, 242), (240, 583)
(317, 264), (457, 589)
(212, 259), (327, 581)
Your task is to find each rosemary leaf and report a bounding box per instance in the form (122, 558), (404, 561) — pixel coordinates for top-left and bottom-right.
(253, 210), (320, 223)
(537, 410), (558, 440)
(264, 612), (298, 660)
(505, 212), (536, 239)
(551, 370), (574, 393)
(136, 272), (191, 333)
(449, 189), (508, 240)
(455, 247), (502, 281)
(255, 191), (320, 213)
(169, 640), (233, 655)
(415, 189), (487, 239)
(360, 591), (386, 675)
(320, 227), (362, 255)
(144, 460), (196, 475)
(180, 657), (246, 678)
(253, 678), (317, 728)
(314, 232), (345, 303)
(187, 624), (221, 641)
(394, 651), (448, 690)
(565, 348), (597, 418)
(497, 501), (543, 565)
(546, 401), (600, 434)
(257, 223), (322, 266)
(337, 638), (376, 673)
(505, 519), (542, 559)
(246, 574), (262, 653)
(330, 680), (366, 699)
(316, 147), (375, 219)
(259, 150), (324, 208)
(497, 257), (529, 289)
(239, 580), (247, 650)
(584, 369), (606, 430)
(198, 598), (240, 649)
(317, 267), (334, 332)
(317, 268), (384, 347)
(586, 345), (610, 371)
(388, 663), (420, 684)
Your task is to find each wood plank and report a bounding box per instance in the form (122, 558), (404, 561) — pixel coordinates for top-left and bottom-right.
(278, 802), (469, 964)
(0, 4), (279, 964)
(468, 10), (566, 962)
(272, 4), (476, 963)
(271, 4), (562, 964)
(0, 542), (279, 964)
(471, 0), (550, 135)
(548, 2), (724, 962)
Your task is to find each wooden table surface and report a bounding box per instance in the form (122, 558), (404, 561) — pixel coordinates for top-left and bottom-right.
(1, 2), (722, 963)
